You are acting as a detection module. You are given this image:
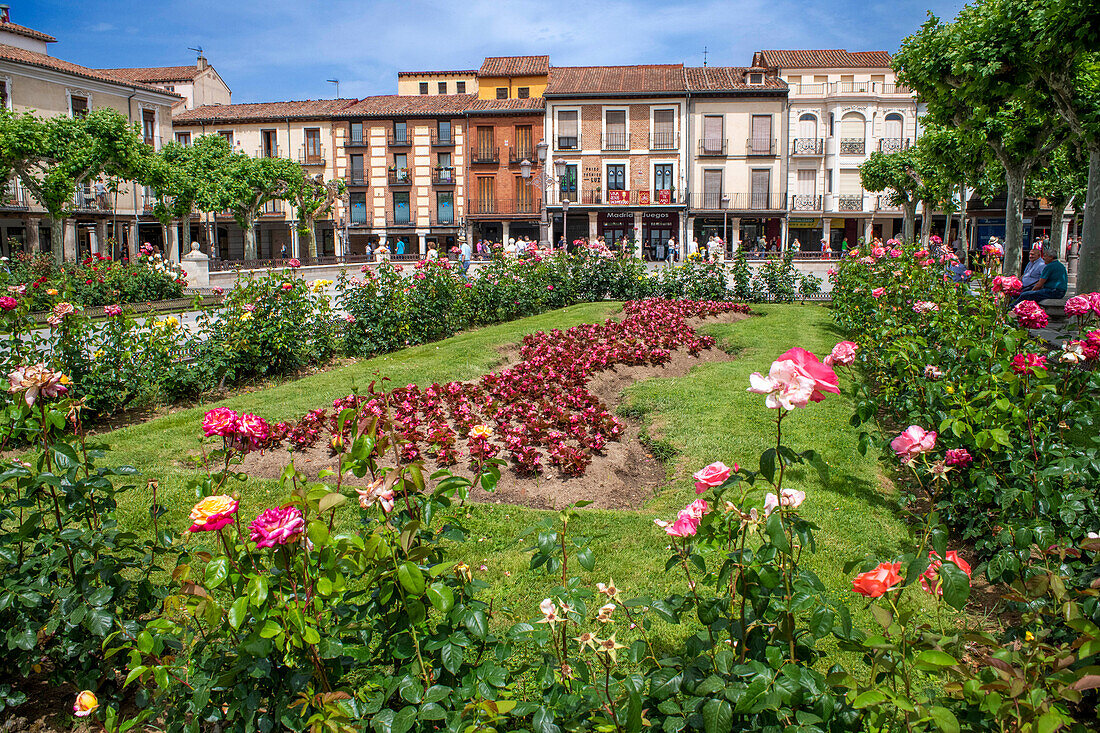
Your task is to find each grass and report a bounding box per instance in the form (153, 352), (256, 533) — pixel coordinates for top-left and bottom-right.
(97, 301), (933, 657)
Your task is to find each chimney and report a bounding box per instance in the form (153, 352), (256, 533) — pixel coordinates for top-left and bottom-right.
(196, 53), (208, 71)
(0, 5), (11, 24)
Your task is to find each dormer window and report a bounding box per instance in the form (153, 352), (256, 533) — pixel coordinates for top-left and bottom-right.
(748, 72), (764, 85)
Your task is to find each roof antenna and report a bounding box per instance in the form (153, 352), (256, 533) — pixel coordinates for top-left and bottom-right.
(703, 46), (708, 67)
(189, 46), (203, 56)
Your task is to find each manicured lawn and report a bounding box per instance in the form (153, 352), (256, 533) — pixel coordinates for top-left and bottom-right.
(100, 301), (934, 654)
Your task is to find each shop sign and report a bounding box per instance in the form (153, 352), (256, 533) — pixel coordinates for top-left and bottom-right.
(637, 191), (651, 205)
(608, 190), (630, 205)
(642, 211), (676, 224)
(656, 189), (671, 205)
(788, 218), (819, 227)
(599, 211), (634, 225)
(583, 165), (601, 183)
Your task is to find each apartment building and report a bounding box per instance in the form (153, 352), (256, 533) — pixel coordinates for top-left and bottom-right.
(338, 94), (473, 256)
(756, 49), (919, 250)
(0, 8), (179, 261)
(684, 65), (788, 252)
(477, 55), (550, 101)
(397, 70), (477, 97)
(171, 99), (355, 260)
(543, 64), (689, 258)
(100, 53), (231, 111)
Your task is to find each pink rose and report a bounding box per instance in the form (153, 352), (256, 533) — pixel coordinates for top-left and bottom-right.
(852, 562), (903, 598)
(872, 287), (885, 298)
(889, 248), (902, 258)
(764, 488), (805, 516)
(824, 340), (858, 367)
(104, 304), (123, 317)
(890, 425), (937, 462)
(1012, 301), (1049, 330)
(776, 348), (839, 402)
(693, 461), (732, 493)
(1065, 295), (1091, 316)
(0, 296), (17, 311)
(945, 448), (972, 467)
(1087, 292), (1100, 316)
(281, 282), (294, 290)
(748, 348), (839, 410)
(202, 407), (239, 438)
(1011, 352), (1046, 374)
(992, 276), (1023, 297)
(287, 258), (301, 268)
(249, 505), (305, 548)
(871, 246), (886, 259)
(238, 413), (271, 447)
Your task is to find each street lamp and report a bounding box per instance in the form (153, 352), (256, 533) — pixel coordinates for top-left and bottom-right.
(721, 193), (731, 259)
(554, 158), (569, 248)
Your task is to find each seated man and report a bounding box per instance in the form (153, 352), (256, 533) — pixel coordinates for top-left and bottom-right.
(1010, 242), (1067, 307)
(1020, 246), (1046, 291)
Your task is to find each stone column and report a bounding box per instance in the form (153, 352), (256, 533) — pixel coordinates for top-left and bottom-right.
(730, 217), (741, 252)
(502, 220), (511, 243)
(633, 212), (643, 258)
(686, 216), (695, 258)
(88, 225), (98, 256)
(26, 218), (39, 254)
(863, 218), (873, 247)
(63, 220), (77, 262)
(129, 220), (140, 260)
(588, 211), (598, 241)
(95, 220), (108, 256)
(823, 218), (832, 251)
(180, 241), (210, 289)
(167, 222), (180, 263)
(781, 219), (789, 252)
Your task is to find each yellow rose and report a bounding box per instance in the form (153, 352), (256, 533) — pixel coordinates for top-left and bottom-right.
(166, 316), (179, 328)
(93, 349), (104, 361)
(240, 312), (252, 322)
(469, 424), (493, 439)
(47, 288), (59, 296)
(187, 494), (238, 532)
(73, 690), (98, 717)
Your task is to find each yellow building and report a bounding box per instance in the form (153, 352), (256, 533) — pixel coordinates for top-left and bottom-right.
(476, 56), (549, 100)
(397, 70), (477, 96)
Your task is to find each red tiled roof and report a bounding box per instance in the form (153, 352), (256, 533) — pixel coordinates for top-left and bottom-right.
(465, 97), (545, 113)
(0, 21), (56, 43)
(684, 67), (787, 91)
(0, 43), (180, 97)
(173, 99), (357, 124)
(757, 49), (892, 69)
(397, 69), (476, 77)
(99, 65), (199, 83)
(479, 55), (550, 78)
(342, 94), (476, 118)
(545, 64), (685, 96)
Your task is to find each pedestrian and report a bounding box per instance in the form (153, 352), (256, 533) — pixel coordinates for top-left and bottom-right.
(280, 243), (287, 259)
(394, 238), (405, 256)
(373, 240), (390, 261)
(1010, 241), (1068, 307)
(426, 243), (439, 262)
(1020, 246), (1045, 291)
(666, 235), (676, 264)
(821, 238), (830, 260)
(460, 238), (472, 275)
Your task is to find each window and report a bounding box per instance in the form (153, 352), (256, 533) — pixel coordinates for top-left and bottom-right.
(653, 164), (673, 195)
(350, 192), (367, 224)
(261, 129), (277, 157)
(476, 127), (494, 160)
(393, 153), (408, 182)
(749, 72), (763, 84)
(557, 110), (578, 150)
(517, 87), (530, 99)
(393, 192), (410, 225)
(437, 152), (453, 182)
(652, 109), (675, 149)
(840, 112), (866, 154)
(349, 154), (364, 184)
(0, 78), (9, 110)
(437, 191), (454, 224)
(604, 109), (626, 150)
(749, 115), (772, 153)
(606, 164), (626, 191)
(516, 175), (533, 213)
(437, 119), (452, 144)
(884, 113), (903, 140)
(797, 170), (816, 195)
(70, 94), (89, 118)
(477, 177), (494, 213)
(750, 169), (771, 209)
(438, 82), (447, 94)
(559, 164), (577, 196)
(142, 109), (157, 147)
(496, 87), (508, 99)
(515, 125), (532, 159)
(827, 168), (834, 193)
(175, 131), (191, 146)
(394, 121), (407, 143)
(350, 121), (364, 144)
(419, 82), (429, 95)
(702, 169), (722, 209)
(702, 115), (724, 154)
(456, 81), (466, 93)
(305, 128), (322, 160)
(164, 85), (175, 92)
(219, 130), (234, 147)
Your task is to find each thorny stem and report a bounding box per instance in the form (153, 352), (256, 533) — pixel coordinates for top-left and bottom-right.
(774, 411), (797, 663)
(599, 655), (623, 733)
(678, 542), (717, 669)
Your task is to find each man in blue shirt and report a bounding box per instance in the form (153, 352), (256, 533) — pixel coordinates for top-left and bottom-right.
(1020, 246), (1046, 290)
(1011, 242), (1067, 307)
(459, 237), (472, 276)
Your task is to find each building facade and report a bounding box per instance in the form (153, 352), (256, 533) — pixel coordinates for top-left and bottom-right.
(756, 49), (920, 251)
(338, 94), (473, 256)
(0, 10), (180, 261)
(397, 70), (477, 97)
(684, 66), (789, 252)
(171, 99), (355, 260)
(100, 54), (231, 111)
(543, 64), (689, 258)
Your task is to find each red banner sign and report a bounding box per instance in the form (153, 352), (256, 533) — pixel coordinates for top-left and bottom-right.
(608, 190), (630, 205)
(637, 191), (650, 205)
(657, 189), (671, 205)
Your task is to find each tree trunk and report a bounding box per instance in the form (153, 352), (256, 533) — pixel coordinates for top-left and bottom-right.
(1078, 149), (1100, 294)
(1049, 200), (1068, 259)
(903, 201), (916, 243)
(919, 201), (933, 246)
(242, 215), (257, 260)
(958, 183), (969, 265)
(301, 217), (317, 260)
(1003, 166), (1025, 276)
(48, 216), (64, 264)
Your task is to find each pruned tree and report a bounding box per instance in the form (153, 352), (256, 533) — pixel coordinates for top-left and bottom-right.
(1028, 141), (1089, 257)
(860, 148), (921, 242)
(207, 152), (304, 261)
(291, 174), (346, 260)
(146, 135), (235, 253)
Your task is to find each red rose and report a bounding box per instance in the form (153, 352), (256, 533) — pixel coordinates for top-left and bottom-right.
(852, 561), (903, 598)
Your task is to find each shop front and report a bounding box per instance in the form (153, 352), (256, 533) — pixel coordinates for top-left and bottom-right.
(426, 228), (459, 253)
(598, 210), (634, 252)
(739, 218), (782, 251)
(642, 211), (678, 261)
(386, 229), (419, 256)
(787, 218), (822, 253)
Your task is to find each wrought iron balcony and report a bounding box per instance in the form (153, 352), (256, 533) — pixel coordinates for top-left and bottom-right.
(698, 138), (728, 156)
(689, 192), (786, 211)
(879, 138), (911, 153)
(837, 195), (864, 212)
(468, 198), (542, 215)
(746, 137), (777, 156)
(387, 168), (412, 185)
(255, 146), (281, 159)
(435, 213), (456, 225)
(344, 172), (368, 186)
(602, 132), (628, 151)
(431, 130), (455, 146)
(790, 194), (822, 211)
(876, 195), (902, 211)
(839, 138), (866, 155)
(470, 146), (499, 164)
(349, 209), (372, 226)
(508, 147), (536, 164)
(555, 135), (581, 152)
(432, 167), (457, 185)
(344, 130), (367, 147)
(74, 190), (111, 212)
(387, 132), (411, 147)
(649, 131), (679, 150)
(298, 146), (326, 165)
(0, 185), (28, 210)
(791, 138), (825, 155)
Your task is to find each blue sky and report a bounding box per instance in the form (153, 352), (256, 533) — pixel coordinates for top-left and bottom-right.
(16, 0), (965, 103)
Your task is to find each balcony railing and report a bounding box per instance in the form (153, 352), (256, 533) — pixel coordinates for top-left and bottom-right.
(689, 192), (786, 211)
(387, 168), (412, 185)
(650, 131), (679, 150)
(435, 213), (456, 225)
(470, 146), (499, 164)
(388, 132), (411, 147)
(255, 147), (281, 159)
(790, 194), (822, 211)
(839, 138), (866, 155)
(876, 195), (902, 211)
(2, 184), (28, 210)
(698, 138), (728, 156)
(746, 137), (777, 156)
(349, 209), (373, 226)
(837, 81), (872, 94)
(791, 138), (825, 155)
(547, 189), (683, 206)
(879, 138), (911, 153)
(555, 135), (580, 151)
(298, 146), (326, 165)
(431, 130), (455, 146)
(837, 195), (864, 212)
(508, 147), (536, 164)
(345, 172), (368, 186)
(344, 131), (367, 147)
(391, 215), (415, 226)
(602, 132), (628, 151)
(73, 191), (111, 212)
(259, 201), (284, 216)
(787, 82), (913, 97)
(880, 83), (912, 95)
(432, 167), (457, 185)
(467, 198), (542, 215)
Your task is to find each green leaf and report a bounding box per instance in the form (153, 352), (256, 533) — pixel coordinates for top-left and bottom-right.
(318, 492), (347, 513)
(205, 557), (230, 589)
(228, 595), (249, 630)
(852, 689), (888, 709)
(576, 547), (595, 571)
(928, 705), (960, 733)
(426, 584), (454, 614)
(759, 449), (776, 484)
(1036, 711), (1062, 733)
(916, 650), (958, 668)
(939, 562), (971, 610)
(440, 643), (463, 674)
(397, 562), (425, 596)
(765, 513), (791, 554)
(702, 698), (732, 733)
(248, 575), (268, 606)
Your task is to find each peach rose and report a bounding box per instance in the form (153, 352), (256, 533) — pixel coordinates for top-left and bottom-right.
(852, 561), (903, 598)
(188, 495), (239, 532)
